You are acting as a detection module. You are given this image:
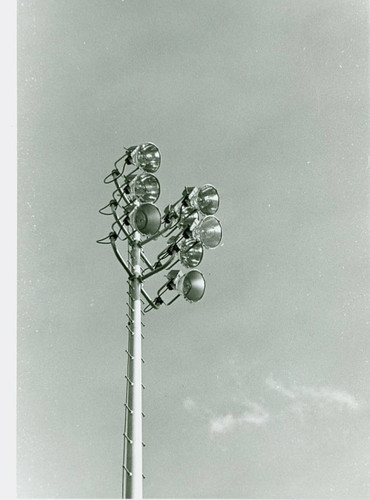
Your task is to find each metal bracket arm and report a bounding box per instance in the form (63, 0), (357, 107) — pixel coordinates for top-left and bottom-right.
(113, 177), (131, 206)
(140, 249), (155, 271)
(110, 234), (134, 278)
(141, 287), (160, 310)
(111, 204), (135, 243)
(103, 153), (128, 184)
(141, 254), (176, 281)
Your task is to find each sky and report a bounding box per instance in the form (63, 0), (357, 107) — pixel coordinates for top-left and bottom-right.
(16, 0), (370, 498)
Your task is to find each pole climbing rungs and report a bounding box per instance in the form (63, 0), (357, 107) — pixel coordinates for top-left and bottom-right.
(123, 433), (133, 445)
(122, 464), (133, 476)
(126, 325), (134, 335)
(124, 403), (133, 414)
(122, 235), (144, 496)
(125, 349), (133, 360)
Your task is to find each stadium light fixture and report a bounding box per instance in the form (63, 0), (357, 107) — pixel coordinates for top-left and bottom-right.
(97, 143), (222, 499)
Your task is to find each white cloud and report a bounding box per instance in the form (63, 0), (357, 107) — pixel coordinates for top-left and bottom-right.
(265, 375), (296, 399)
(238, 405), (270, 426)
(183, 394), (269, 436)
(209, 402), (269, 435)
(266, 376), (364, 412)
(210, 413), (235, 434)
(183, 397), (196, 412)
(184, 376), (365, 439)
(299, 385), (361, 410)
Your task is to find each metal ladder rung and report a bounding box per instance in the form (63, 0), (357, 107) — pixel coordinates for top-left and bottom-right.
(126, 325), (134, 335)
(124, 403), (133, 414)
(123, 433), (133, 445)
(125, 349), (133, 360)
(122, 464), (132, 476)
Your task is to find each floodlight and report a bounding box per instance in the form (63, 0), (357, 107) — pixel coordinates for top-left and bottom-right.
(134, 143), (161, 172)
(176, 269), (206, 302)
(192, 215), (222, 249)
(131, 173), (160, 203)
(182, 186), (198, 201)
(196, 184), (220, 215)
(178, 205), (200, 230)
(132, 203), (161, 236)
(179, 240), (204, 268)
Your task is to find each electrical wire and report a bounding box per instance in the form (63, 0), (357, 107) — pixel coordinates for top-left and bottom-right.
(96, 235), (112, 244)
(104, 153), (128, 184)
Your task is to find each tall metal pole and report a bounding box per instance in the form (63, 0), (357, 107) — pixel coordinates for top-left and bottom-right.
(124, 231), (143, 499)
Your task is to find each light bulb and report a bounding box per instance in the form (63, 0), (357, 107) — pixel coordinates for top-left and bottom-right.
(196, 184), (220, 215)
(192, 215), (222, 249)
(131, 173), (160, 203)
(176, 270), (206, 303)
(135, 143), (161, 172)
(179, 240), (204, 268)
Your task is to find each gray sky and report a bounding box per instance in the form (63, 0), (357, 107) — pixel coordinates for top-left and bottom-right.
(17, 0), (369, 498)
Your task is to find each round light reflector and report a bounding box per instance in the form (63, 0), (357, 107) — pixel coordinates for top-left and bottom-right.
(179, 206), (200, 229)
(136, 143), (161, 173)
(179, 240), (204, 268)
(177, 269), (206, 303)
(133, 203), (161, 236)
(193, 215), (222, 249)
(197, 184), (220, 215)
(132, 173), (160, 203)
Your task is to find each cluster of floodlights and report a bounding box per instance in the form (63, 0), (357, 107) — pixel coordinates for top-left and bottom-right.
(97, 142), (222, 310)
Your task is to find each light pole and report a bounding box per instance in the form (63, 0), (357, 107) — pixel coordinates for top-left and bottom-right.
(97, 143), (223, 499)
(124, 231), (143, 499)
